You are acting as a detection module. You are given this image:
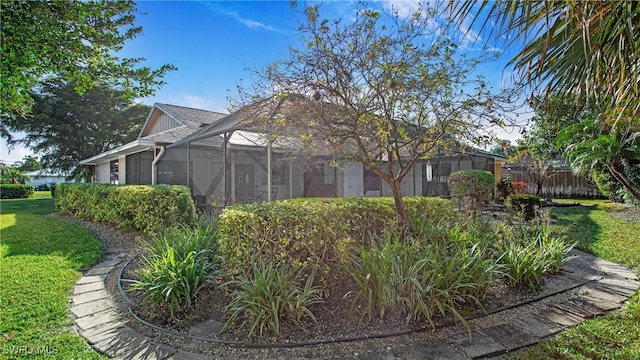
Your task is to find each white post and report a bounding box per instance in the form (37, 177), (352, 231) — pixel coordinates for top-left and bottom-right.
(267, 140), (272, 201)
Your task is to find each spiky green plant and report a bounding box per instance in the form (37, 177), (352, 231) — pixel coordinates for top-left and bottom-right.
(223, 261), (323, 340)
(131, 225), (219, 317)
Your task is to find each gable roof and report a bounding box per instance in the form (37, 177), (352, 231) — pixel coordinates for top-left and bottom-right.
(138, 103), (227, 144)
(79, 103), (228, 165)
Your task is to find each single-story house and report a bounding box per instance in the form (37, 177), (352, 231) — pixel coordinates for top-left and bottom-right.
(25, 170), (72, 189)
(80, 101), (508, 207)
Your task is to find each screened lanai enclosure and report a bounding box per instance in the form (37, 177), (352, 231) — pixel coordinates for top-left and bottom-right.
(154, 130), (503, 211)
(157, 130), (343, 209)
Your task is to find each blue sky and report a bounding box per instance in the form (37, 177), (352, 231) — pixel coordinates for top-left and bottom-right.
(1, 0), (529, 165)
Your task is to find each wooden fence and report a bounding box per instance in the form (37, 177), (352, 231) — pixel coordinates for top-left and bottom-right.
(506, 170), (603, 198)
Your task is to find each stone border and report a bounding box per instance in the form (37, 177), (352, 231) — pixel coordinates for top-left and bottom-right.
(71, 251), (639, 359)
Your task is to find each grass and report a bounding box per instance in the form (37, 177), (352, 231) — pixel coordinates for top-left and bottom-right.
(516, 199), (640, 360)
(0, 191), (105, 359)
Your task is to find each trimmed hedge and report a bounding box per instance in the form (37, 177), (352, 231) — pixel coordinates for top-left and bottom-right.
(217, 197), (458, 287)
(448, 169), (495, 214)
(0, 184), (34, 199)
(55, 183), (196, 234)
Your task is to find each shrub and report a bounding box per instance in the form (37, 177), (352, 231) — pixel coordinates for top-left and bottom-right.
(448, 170), (495, 216)
(131, 226), (219, 318)
(497, 176), (514, 201)
(223, 261), (323, 339)
(35, 183), (50, 191)
(55, 183), (196, 234)
(0, 184), (34, 199)
(512, 181), (527, 194)
(217, 197), (458, 287)
(506, 194), (542, 221)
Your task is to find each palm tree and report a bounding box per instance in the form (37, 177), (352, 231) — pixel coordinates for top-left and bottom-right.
(448, 1), (640, 202)
(448, 0), (639, 121)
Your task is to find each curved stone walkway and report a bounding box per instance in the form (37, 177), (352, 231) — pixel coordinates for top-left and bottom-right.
(70, 250), (639, 360)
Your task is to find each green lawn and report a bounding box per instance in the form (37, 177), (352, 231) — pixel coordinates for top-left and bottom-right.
(516, 199), (640, 360)
(0, 192), (106, 359)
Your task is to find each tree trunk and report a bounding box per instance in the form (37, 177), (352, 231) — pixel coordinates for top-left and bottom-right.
(536, 180), (543, 196)
(607, 162), (640, 202)
(388, 178), (411, 237)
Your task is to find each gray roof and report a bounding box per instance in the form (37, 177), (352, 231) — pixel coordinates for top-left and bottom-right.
(139, 103), (227, 145)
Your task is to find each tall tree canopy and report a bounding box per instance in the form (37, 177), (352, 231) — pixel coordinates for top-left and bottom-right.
(4, 78), (150, 178)
(1, 0), (174, 140)
(239, 2), (515, 231)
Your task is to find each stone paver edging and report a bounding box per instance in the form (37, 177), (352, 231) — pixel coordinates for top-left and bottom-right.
(70, 250), (639, 360)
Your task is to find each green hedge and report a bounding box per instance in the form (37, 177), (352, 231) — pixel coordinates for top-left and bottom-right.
(217, 197), (458, 287)
(448, 169), (495, 214)
(55, 183), (196, 234)
(0, 184), (34, 199)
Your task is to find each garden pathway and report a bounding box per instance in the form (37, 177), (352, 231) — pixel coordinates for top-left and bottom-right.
(70, 249), (639, 359)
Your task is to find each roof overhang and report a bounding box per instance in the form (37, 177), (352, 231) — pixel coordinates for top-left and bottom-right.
(79, 139), (156, 165)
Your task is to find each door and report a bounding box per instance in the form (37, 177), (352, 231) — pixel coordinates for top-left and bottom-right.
(235, 164), (254, 202)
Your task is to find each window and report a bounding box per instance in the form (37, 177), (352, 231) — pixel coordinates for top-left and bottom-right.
(364, 167), (381, 192)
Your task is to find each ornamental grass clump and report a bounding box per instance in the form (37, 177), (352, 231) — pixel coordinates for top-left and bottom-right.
(131, 225), (219, 318)
(347, 224), (503, 330)
(223, 261), (323, 340)
(495, 218), (576, 291)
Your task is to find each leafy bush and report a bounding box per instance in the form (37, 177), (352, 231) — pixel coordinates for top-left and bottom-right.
(223, 261), (323, 339)
(55, 183), (196, 234)
(217, 197), (458, 287)
(448, 170), (495, 215)
(497, 176), (514, 200)
(35, 183), (50, 191)
(512, 181), (527, 194)
(0, 184), (34, 199)
(506, 194), (542, 220)
(131, 226), (219, 317)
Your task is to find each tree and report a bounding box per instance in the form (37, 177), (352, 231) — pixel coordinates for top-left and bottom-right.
(510, 95), (573, 196)
(239, 3), (515, 232)
(558, 113), (640, 202)
(18, 155), (42, 172)
(489, 139), (516, 157)
(0, 0), (175, 140)
(3, 78), (150, 179)
(448, 1), (640, 122)
(448, 1), (640, 202)
(0, 164), (30, 184)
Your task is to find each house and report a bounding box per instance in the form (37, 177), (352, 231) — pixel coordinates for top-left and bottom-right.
(79, 103), (227, 184)
(80, 101), (508, 207)
(25, 170), (71, 189)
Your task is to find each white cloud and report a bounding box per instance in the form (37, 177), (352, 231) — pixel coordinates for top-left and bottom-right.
(223, 10), (278, 32)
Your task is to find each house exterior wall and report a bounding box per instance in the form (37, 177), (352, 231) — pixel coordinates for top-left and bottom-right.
(142, 112), (179, 136)
(96, 162), (111, 184)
